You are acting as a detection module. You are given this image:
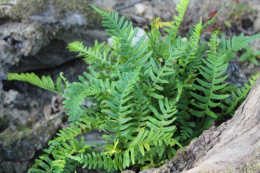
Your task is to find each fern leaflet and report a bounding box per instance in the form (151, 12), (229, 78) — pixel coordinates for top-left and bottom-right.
(8, 72), (66, 94)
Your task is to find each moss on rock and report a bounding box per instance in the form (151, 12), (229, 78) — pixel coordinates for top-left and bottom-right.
(6, 0), (102, 28)
(0, 115), (9, 132)
(7, 0), (46, 20)
(0, 114), (62, 161)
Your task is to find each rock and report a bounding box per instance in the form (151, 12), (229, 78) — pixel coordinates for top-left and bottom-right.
(0, 114), (63, 173)
(251, 4), (260, 32)
(253, 18), (260, 33)
(0, 90), (40, 127)
(0, 87), (64, 173)
(0, 0), (107, 77)
(225, 60), (248, 88)
(122, 170), (136, 173)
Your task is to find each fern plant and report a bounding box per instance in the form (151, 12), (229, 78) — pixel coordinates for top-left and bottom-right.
(7, 0), (260, 172)
(239, 45), (260, 65)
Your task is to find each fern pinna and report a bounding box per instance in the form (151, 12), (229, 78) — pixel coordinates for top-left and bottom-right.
(7, 0), (260, 172)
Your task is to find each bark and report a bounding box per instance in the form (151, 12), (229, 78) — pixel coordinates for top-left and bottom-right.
(141, 76), (260, 173)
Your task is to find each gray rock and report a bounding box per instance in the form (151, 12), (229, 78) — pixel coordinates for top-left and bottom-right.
(0, 0), (107, 77)
(0, 114), (63, 173)
(225, 60), (248, 88)
(0, 89), (43, 127)
(252, 5), (260, 32)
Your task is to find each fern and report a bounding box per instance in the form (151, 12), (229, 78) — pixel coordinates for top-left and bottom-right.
(100, 71), (139, 140)
(7, 72), (66, 94)
(67, 40), (116, 72)
(164, 0), (189, 44)
(191, 53), (229, 119)
(90, 5), (147, 61)
(239, 46), (260, 66)
(219, 33), (260, 61)
(220, 73), (259, 116)
(190, 33), (231, 131)
(28, 116), (101, 173)
(176, 90), (196, 142)
(147, 98), (177, 132)
(7, 1), (260, 172)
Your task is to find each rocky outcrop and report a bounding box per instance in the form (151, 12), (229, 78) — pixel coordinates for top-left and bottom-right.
(0, 87), (64, 173)
(0, 113), (63, 173)
(0, 0), (108, 78)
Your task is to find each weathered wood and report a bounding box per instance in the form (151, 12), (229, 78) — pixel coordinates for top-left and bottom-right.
(140, 76), (260, 173)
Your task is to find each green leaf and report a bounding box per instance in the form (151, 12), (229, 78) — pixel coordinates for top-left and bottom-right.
(8, 72), (65, 94)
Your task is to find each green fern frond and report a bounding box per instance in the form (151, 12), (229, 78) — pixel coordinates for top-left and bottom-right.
(208, 32), (220, 53)
(144, 42), (189, 99)
(90, 5), (146, 60)
(164, 0), (189, 43)
(176, 90), (195, 142)
(29, 139), (84, 173)
(192, 19), (203, 45)
(100, 71), (139, 138)
(177, 20), (203, 76)
(63, 72), (114, 122)
(179, 122), (195, 141)
(63, 81), (92, 122)
(7, 72), (66, 94)
(67, 40), (114, 70)
(53, 117), (100, 144)
(67, 152), (121, 171)
(90, 5), (131, 40)
(191, 52), (229, 120)
(120, 50), (152, 72)
(66, 141), (136, 171)
(29, 116), (100, 173)
(147, 98), (177, 132)
(220, 73), (259, 115)
(126, 129), (182, 160)
(219, 33), (260, 61)
(149, 57), (175, 91)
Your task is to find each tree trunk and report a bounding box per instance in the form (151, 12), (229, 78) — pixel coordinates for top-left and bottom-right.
(140, 76), (260, 173)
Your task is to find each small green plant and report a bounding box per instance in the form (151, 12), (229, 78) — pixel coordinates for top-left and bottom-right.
(239, 46), (260, 66)
(8, 0), (260, 172)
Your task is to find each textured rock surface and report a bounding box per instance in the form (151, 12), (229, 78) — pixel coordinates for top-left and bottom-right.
(0, 0), (107, 76)
(253, 4), (260, 32)
(0, 113), (63, 173)
(0, 86), (64, 173)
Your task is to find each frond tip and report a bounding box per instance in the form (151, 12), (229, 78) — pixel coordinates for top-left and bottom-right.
(7, 72), (66, 94)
